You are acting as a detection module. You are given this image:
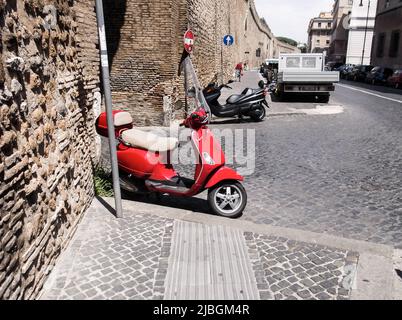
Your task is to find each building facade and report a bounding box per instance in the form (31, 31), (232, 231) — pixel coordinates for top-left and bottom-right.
(307, 12), (333, 53)
(371, 0), (402, 70)
(103, 0), (299, 127)
(329, 0), (354, 63)
(346, 0), (378, 65)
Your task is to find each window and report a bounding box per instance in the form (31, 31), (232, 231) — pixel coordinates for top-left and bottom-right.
(302, 57), (317, 68)
(377, 33), (386, 57)
(389, 30), (400, 57)
(326, 40), (330, 45)
(328, 22), (331, 28)
(286, 57), (300, 68)
(256, 48), (261, 57)
(318, 22), (322, 28)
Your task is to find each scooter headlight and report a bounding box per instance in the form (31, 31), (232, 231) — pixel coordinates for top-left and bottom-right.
(203, 152), (215, 165)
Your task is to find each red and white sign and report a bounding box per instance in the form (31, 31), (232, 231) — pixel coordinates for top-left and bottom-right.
(184, 30), (195, 53)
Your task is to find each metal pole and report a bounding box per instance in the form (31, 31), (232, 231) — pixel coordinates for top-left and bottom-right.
(221, 41), (224, 84)
(95, 0), (123, 218)
(361, 0), (371, 65)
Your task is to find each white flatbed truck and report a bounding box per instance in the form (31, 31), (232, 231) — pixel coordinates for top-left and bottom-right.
(275, 53), (340, 103)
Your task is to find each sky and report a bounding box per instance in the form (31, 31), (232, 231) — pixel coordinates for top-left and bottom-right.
(254, 0), (334, 44)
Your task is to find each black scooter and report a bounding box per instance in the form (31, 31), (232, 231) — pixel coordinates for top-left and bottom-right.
(203, 80), (269, 122)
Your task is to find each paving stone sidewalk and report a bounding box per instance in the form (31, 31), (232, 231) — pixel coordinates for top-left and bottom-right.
(40, 198), (362, 300)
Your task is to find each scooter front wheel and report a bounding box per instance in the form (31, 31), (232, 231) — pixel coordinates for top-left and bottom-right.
(208, 181), (247, 219)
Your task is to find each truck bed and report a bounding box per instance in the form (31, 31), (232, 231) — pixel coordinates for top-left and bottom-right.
(278, 71), (340, 83)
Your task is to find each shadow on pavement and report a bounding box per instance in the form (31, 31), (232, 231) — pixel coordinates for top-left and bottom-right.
(121, 191), (212, 215)
(270, 92), (327, 104)
(95, 195), (118, 218)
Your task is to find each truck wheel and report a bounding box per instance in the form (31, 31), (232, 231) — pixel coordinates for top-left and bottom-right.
(208, 182), (247, 219)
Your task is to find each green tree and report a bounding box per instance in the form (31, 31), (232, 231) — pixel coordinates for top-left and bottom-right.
(277, 37), (298, 47)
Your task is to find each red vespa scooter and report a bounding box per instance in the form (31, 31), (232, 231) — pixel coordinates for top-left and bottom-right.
(96, 52), (248, 218)
(96, 108), (247, 218)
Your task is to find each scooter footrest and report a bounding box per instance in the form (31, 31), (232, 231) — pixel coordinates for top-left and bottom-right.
(145, 178), (194, 194)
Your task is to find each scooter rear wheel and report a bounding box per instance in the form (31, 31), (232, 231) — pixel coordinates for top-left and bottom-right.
(208, 181), (247, 219)
(250, 104), (266, 122)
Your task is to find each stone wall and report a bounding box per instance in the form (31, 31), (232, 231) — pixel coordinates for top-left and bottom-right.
(0, 0), (100, 299)
(103, 0), (300, 127)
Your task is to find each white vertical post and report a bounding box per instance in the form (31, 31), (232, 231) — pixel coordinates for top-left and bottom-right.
(95, 0), (123, 218)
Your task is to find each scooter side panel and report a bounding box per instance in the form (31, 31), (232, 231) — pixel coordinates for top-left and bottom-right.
(191, 129), (227, 190)
(117, 146), (159, 178)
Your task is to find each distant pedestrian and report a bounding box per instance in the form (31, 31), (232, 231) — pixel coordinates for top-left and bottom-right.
(235, 62), (243, 82)
(267, 66), (273, 83)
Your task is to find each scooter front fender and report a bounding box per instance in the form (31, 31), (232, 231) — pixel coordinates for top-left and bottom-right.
(205, 166), (244, 189)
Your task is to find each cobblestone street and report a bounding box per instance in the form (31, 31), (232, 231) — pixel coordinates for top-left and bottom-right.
(101, 71), (402, 248)
(233, 72), (402, 248)
(92, 71), (402, 300)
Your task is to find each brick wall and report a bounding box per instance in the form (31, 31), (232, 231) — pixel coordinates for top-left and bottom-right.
(104, 0), (299, 127)
(0, 0), (100, 299)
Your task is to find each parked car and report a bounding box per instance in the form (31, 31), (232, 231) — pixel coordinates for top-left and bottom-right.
(334, 64), (346, 72)
(387, 70), (402, 89)
(348, 65), (374, 82)
(340, 65), (355, 79)
(326, 62), (343, 71)
(365, 66), (394, 85)
(331, 63), (344, 71)
(345, 65), (360, 80)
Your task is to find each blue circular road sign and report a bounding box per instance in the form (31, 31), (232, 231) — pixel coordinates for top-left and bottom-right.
(223, 34), (234, 46)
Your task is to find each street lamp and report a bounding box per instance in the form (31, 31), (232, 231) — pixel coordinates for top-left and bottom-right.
(359, 0), (371, 65)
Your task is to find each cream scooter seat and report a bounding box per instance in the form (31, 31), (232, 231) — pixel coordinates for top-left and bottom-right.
(121, 129), (178, 152)
(115, 111), (178, 152)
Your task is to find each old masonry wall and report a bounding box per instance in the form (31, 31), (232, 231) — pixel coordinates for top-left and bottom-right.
(0, 0), (100, 299)
(103, 0), (300, 127)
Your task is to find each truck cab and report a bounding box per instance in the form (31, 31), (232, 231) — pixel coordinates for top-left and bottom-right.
(276, 53), (340, 103)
